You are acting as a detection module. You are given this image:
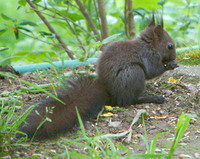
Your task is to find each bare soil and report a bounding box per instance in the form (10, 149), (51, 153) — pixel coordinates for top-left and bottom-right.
(1, 65), (200, 158)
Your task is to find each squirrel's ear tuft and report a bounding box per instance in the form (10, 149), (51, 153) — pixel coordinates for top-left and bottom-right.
(161, 16), (164, 28)
(153, 24), (163, 39)
(149, 12), (155, 26)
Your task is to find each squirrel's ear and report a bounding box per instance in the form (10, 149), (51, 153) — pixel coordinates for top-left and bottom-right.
(149, 13), (155, 26)
(153, 24), (163, 39)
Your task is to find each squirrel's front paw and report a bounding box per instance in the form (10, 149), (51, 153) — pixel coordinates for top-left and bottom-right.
(164, 61), (179, 70)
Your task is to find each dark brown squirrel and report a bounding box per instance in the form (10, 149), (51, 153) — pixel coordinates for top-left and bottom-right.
(18, 17), (178, 139)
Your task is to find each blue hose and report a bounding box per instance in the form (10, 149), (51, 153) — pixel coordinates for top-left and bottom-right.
(13, 46), (199, 73)
(13, 58), (97, 73)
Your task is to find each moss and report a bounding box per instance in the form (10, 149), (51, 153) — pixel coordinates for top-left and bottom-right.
(177, 48), (200, 65)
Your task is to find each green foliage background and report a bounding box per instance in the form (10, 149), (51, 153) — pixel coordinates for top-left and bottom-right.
(0, 0), (199, 66)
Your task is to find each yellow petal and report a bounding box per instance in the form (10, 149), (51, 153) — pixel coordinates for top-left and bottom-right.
(168, 77), (174, 82)
(168, 77), (180, 84)
(174, 79), (180, 83)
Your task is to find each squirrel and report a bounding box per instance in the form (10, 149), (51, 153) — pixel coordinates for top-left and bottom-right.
(18, 17), (178, 139)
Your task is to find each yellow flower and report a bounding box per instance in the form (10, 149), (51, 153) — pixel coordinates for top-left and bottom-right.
(168, 77), (180, 84)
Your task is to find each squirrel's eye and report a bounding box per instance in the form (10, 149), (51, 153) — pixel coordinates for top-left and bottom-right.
(167, 44), (173, 50)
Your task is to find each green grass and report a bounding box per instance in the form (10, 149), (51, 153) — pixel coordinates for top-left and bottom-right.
(0, 70), (197, 158)
(177, 48), (200, 65)
(0, 99), (32, 156)
(60, 108), (196, 159)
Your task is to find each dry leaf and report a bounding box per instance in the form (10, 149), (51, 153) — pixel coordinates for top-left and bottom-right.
(154, 116), (167, 120)
(105, 105), (114, 111)
(100, 112), (114, 117)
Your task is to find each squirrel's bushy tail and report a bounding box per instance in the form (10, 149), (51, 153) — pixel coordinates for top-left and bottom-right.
(18, 76), (109, 139)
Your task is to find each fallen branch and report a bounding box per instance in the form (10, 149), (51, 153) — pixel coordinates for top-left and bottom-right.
(94, 109), (147, 144)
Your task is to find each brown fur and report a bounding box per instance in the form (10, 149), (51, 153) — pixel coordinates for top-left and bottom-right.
(18, 77), (109, 138)
(18, 18), (178, 139)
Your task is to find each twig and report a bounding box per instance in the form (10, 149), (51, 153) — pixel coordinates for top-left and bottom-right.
(124, 109), (147, 143)
(19, 30), (61, 48)
(93, 0), (101, 35)
(36, 4), (95, 38)
(94, 130), (130, 141)
(97, 0), (109, 39)
(93, 109), (147, 144)
(26, 0), (75, 59)
(75, 0), (101, 41)
(65, 5), (86, 53)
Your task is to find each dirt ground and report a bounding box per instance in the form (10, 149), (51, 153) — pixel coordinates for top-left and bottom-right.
(1, 65), (200, 158)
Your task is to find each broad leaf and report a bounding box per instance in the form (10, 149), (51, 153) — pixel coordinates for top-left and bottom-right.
(102, 33), (123, 44)
(18, 0), (27, 6)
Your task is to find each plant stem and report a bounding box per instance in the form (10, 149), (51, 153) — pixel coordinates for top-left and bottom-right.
(19, 30), (60, 48)
(26, 0), (75, 59)
(127, 0), (135, 39)
(75, 0), (101, 41)
(97, 0), (109, 39)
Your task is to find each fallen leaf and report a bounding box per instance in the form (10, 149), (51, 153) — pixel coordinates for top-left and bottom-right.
(105, 105), (114, 111)
(154, 116), (167, 120)
(100, 112), (114, 117)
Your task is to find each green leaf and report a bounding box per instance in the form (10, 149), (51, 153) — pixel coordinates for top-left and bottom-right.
(149, 132), (169, 153)
(20, 20), (37, 26)
(1, 13), (12, 21)
(136, 134), (150, 152)
(32, 0), (42, 3)
(134, 8), (150, 18)
(69, 151), (89, 158)
(102, 33), (122, 44)
(179, 22), (191, 31)
(0, 29), (7, 35)
(158, 0), (166, 6)
(67, 12), (84, 21)
(18, 0), (27, 6)
(17, 26), (32, 33)
(75, 107), (87, 138)
(168, 113), (196, 158)
(39, 31), (54, 37)
(0, 47), (9, 52)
